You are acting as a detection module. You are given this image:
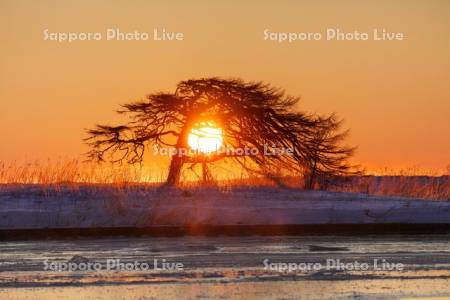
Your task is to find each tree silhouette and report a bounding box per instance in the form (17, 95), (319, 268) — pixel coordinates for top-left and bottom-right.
(85, 78), (357, 187)
(302, 114), (357, 189)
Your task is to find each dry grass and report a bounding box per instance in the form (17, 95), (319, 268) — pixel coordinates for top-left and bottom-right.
(325, 176), (449, 200)
(0, 160), (164, 185)
(0, 160), (448, 200)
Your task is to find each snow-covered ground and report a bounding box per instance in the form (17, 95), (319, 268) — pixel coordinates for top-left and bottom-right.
(0, 185), (449, 230)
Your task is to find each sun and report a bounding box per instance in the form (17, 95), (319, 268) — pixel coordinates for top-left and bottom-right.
(187, 121), (223, 154)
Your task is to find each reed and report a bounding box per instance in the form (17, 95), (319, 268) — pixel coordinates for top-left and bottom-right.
(0, 160), (448, 200)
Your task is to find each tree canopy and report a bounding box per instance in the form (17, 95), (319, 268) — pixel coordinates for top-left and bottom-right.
(85, 78), (357, 187)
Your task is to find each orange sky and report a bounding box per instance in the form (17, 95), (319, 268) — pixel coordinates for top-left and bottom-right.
(0, 0), (449, 172)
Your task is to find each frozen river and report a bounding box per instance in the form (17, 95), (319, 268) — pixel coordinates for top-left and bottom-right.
(0, 234), (450, 299)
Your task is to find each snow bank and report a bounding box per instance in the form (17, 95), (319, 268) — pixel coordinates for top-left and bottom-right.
(0, 186), (449, 229)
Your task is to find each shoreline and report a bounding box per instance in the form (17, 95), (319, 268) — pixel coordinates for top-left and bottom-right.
(2, 224), (450, 240)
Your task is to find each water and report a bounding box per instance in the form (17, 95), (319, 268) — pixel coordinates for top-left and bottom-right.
(0, 235), (449, 299)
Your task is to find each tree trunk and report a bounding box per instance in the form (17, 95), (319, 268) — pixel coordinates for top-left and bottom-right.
(304, 157), (318, 190)
(165, 123), (190, 186)
(166, 154), (183, 186)
(201, 161), (215, 184)
(202, 162), (207, 183)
